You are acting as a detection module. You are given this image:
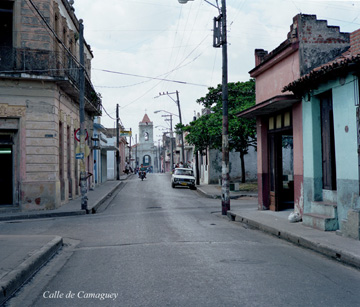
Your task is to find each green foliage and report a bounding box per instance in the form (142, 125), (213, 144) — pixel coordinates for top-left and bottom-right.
(183, 79), (256, 154)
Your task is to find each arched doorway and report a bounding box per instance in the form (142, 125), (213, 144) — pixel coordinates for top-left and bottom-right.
(143, 155), (151, 167)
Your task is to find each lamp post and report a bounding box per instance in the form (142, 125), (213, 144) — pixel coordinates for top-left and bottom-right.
(179, 0), (229, 215)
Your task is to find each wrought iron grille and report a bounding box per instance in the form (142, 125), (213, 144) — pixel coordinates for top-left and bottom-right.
(0, 47), (101, 115)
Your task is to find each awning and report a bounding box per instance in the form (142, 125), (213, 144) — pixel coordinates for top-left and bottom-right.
(237, 95), (300, 119)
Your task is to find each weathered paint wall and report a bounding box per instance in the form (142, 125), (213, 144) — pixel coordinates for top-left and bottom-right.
(296, 14), (350, 76)
(0, 79), (94, 210)
(302, 93), (322, 213)
(292, 102), (304, 215)
(0, 0), (97, 210)
(302, 74), (359, 227)
(253, 51), (300, 104)
(332, 75), (359, 224)
(256, 117), (269, 210)
(208, 146), (257, 184)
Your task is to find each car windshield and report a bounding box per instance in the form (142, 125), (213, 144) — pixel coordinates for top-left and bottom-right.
(175, 169), (193, 176)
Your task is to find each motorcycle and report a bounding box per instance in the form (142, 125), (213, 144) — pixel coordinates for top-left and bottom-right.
(139, 171), (146, 181)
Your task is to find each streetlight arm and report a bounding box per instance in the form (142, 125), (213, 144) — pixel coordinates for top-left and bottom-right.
(154, 110), (179, 117)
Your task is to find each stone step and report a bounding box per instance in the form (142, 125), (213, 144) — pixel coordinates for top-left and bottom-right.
(310, 201), (337, 218)
(303, 213), (339, 231)
(0, 206), (21, 214)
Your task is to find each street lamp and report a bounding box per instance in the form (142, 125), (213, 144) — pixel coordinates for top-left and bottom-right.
(179, 0), (230, 215)
(154, 110), (178, 117)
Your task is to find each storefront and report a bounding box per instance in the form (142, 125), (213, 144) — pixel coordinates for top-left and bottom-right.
(237, 95), (303, 212)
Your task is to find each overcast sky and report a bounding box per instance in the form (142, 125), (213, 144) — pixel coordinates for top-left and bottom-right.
(72, 0), (360, 143)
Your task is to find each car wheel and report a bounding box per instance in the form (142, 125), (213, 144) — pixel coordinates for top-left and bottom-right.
(171, 183), (175, 188)
(190, 185), (196, 190)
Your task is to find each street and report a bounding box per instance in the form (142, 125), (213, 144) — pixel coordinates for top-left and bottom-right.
(3, 173), (360, 307)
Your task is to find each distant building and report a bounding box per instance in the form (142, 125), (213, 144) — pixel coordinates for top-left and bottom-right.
(136, 114), (157, 171)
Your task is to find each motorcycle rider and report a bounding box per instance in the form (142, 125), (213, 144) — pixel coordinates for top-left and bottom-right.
(139, 164), (147, 179)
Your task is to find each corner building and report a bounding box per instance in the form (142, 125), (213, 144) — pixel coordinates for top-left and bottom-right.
(0, 0), (101, 210)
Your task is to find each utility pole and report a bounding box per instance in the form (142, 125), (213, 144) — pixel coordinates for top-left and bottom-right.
(212, 0), (230, 214)
(116, 104), (120, 180)
(79, 19), (87, 211)
(175, 91), (186, 165)
(129, 128), (132, 168)
(135, 134), (138, 168)
(178, 0), (230, 214)
(169, 115), (174, 171)
(158, 139), (161, 173)
(156, 91), (185, 165)
(220, 0), (230, 215)
(180, 0), (229, 213)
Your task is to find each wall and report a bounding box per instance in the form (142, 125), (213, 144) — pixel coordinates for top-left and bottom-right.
(292, 102), (304, 215)
(204, 147), (257, 184)
(302, 74), (359, 227)
(254, 50), (300, 104)
(296, 14), (350, 76)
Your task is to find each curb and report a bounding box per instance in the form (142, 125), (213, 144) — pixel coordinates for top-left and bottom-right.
(0, 236), (63, 305)
(196, 187), (219, 199)
(0, 210), (85, 222)
(228, 211), (360, 269)
(91, 181), (123, 213)
(0, 181), (124, 222)
(196, 187), (257, 199)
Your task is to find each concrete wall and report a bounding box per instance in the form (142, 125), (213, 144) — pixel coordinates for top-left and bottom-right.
(203, 147), (257, 184)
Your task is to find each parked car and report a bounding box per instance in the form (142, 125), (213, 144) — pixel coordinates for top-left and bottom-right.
(171, 168), (196, 190)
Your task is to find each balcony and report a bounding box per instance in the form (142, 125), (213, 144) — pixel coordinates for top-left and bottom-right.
(0, 47), (102, 116)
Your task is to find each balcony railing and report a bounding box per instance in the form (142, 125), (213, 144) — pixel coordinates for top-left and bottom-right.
(0, 46), (101, 115)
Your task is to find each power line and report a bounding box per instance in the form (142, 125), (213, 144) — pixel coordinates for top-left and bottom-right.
(93, 68), (209, 87)
(94, 48), (206, 89)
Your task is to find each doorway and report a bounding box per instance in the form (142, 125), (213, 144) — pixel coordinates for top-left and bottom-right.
(269, 131), (294, 211)
(0, 145), (13, 205)
(320, 92), (336, 190)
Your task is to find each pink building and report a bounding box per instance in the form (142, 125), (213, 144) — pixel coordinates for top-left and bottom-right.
(238, 14), (350, 213)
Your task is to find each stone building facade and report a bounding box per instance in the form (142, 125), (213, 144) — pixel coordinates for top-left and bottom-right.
(0, 0), (101, 210)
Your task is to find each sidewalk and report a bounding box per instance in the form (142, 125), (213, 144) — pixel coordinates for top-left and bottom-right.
(0, 177), (128, 222)
(197, 184), (360, 269)
(0, 177), (128, 305)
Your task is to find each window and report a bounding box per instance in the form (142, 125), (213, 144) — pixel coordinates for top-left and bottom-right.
(0, 1), (13, 47)
(269, 110), (292, 131)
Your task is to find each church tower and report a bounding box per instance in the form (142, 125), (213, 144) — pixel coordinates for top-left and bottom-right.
(137, 114), (156, 169)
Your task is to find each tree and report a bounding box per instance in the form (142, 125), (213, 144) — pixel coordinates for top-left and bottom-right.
(181, 79), (256, 183)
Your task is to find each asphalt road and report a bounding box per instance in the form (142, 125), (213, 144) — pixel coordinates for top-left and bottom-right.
(3, 173), (360, 307)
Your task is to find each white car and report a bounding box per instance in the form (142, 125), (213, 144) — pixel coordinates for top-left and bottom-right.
(171, 168), (196, 190)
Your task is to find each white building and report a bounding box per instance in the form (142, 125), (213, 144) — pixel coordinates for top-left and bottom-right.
(136, 114), (157, 172)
